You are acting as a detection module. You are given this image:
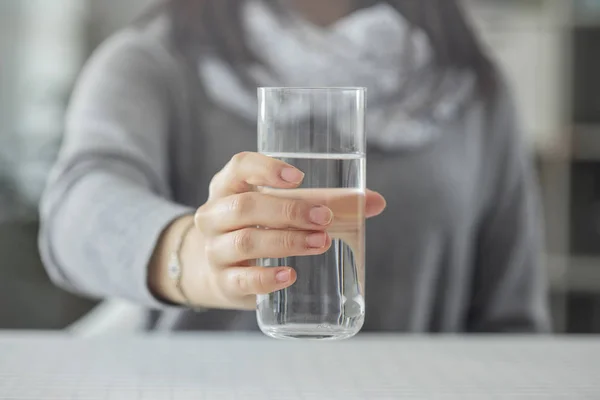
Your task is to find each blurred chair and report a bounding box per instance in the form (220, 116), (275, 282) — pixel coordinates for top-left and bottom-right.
(68, 300), (148, 336)
(0, 219), (96, 330)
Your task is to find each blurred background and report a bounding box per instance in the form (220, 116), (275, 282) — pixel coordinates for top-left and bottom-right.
(0, 0), (599, 333)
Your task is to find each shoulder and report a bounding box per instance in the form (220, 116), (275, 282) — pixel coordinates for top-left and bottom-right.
(67, 16), (200, 123)
(78, 17), (185, 93)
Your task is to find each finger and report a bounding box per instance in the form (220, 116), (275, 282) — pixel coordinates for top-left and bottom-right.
(221, 266), (297, 296)
(365, 189), (386, 218)
(206, 228), (332, 266)
(196, 192), (334, 234)
(210, 152), (305, 199)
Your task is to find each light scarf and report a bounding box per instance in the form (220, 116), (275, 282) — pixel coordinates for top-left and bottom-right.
(199, 1), (475, 150)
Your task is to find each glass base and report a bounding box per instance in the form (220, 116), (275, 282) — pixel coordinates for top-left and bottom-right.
(259, 324), (360, 341)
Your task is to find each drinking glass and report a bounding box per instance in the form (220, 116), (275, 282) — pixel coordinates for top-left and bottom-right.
(257, 87), (366, 340)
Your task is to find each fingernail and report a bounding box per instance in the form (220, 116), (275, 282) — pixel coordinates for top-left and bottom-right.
(281, 168), (304, 184)
(309, 206), (333, 225)
(306, 232), (327, 248)
(275, 269), (291, 283)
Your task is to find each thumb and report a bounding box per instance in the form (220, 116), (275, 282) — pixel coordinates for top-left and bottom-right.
(365, 189), (386, 218)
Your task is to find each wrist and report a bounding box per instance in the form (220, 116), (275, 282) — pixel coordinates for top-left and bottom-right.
(149, 214), (237, 310)
(149, 215), (196, 306)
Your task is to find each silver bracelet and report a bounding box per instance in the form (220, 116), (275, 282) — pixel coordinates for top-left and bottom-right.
(168, 221), (204, 312)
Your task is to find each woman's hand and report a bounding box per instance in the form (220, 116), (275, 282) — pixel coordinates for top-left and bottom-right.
(151, 152), (386, 310)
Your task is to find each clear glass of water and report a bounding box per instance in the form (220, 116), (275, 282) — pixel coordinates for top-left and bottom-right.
(256, 87), (366, 340)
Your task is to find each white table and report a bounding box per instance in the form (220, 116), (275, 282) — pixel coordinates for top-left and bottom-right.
(1, 333), (599, 399)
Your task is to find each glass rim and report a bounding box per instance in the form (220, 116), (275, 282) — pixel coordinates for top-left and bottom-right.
(258, 86), (366, 92)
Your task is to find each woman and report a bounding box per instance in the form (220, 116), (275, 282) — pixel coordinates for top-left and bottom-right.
(39, 0), (550, 332)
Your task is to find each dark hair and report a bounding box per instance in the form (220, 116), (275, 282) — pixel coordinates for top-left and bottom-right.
(165, 0), (496, 97)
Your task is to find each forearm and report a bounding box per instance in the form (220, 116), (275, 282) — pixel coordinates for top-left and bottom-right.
(40, 166), (194, 306)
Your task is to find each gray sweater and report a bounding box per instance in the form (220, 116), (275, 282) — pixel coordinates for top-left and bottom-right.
(39, 20), (550, 333)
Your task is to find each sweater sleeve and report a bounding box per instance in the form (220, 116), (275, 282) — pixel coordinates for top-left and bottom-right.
(38, 29), (194, 308)
(467, 86), (552, 333)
